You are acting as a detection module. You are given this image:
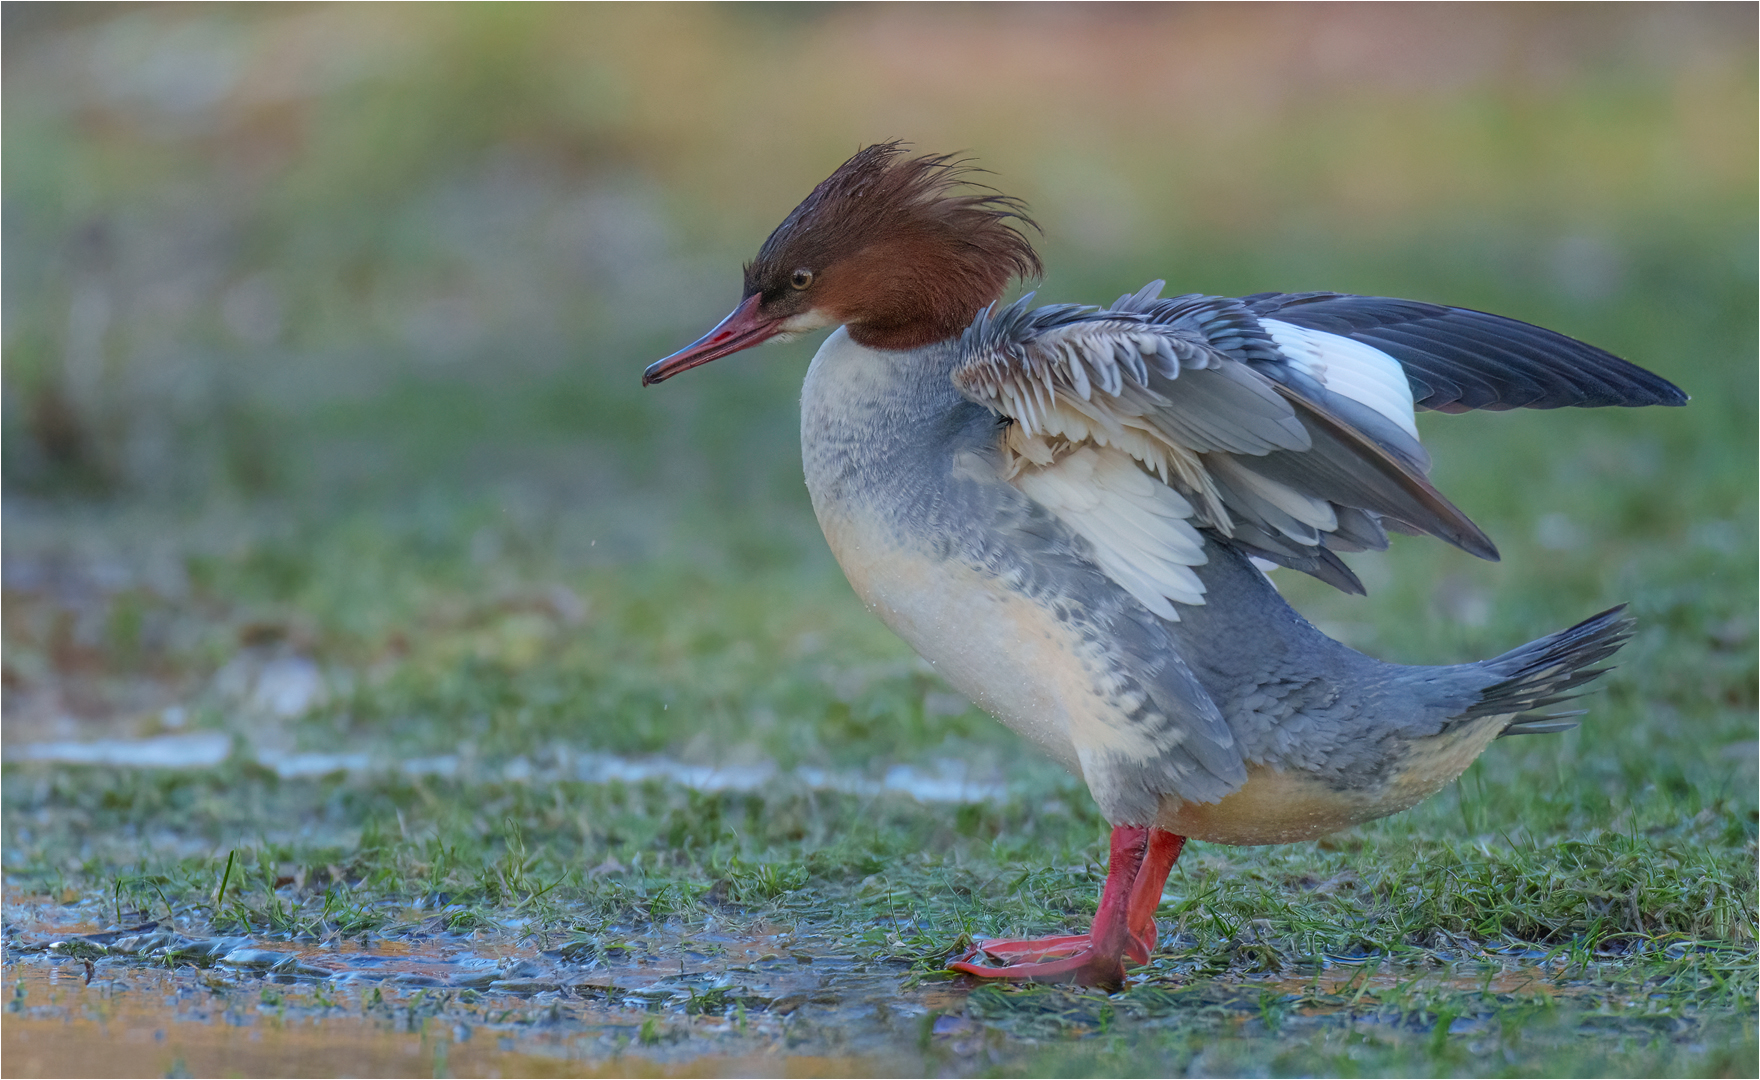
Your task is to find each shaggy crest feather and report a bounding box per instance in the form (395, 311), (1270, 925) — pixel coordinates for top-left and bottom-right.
(744, 142), (1043, 349)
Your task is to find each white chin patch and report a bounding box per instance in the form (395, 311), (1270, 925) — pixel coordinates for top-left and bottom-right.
(778, 309), (837, 336)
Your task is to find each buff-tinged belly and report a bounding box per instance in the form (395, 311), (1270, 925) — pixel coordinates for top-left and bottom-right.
(815, 513), (1097, 774)
(1158, 715), (1508, 845)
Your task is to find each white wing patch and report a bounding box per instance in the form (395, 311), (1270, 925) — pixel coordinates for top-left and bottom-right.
(1259, 319), (1419, 439)
(1011, 446), (1208, 620)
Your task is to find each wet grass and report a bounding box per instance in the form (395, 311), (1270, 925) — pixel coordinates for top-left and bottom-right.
(4, 753), (1756, 1074)
(4, 480), (1757, 1075)
(7, 758), (1756, 960)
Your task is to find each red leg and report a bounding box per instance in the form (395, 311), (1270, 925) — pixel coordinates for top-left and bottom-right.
(1124, 830), (1185, 962)
(948, 826), (1186, 986)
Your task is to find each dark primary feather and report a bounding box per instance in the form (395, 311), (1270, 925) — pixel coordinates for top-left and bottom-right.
(1237, 292), (1688, 412)
(1262, 383), (1497, 560)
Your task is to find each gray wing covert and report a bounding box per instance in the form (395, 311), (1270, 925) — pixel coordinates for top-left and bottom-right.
(951, 291), (1495, 596)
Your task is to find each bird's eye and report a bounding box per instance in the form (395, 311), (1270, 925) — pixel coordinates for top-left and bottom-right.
(790, 268), (814, 290)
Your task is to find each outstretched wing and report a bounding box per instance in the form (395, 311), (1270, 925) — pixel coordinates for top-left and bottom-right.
(1235, 291), (1688, 413)
(952, 288), (1497, 604)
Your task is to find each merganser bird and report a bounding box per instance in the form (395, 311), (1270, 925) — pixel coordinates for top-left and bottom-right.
(642, 142), (1686, 986)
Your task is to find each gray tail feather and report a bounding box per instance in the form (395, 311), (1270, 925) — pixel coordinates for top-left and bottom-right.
(1499, 709), (1588, 738)
(1454, 605), (1636, 737)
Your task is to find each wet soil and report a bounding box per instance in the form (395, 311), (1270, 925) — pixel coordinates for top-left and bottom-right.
(3, 896), (948, 1077)
(6, 889), (1688, 1079)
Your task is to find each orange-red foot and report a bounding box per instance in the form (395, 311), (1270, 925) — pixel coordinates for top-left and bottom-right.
(948, 935), (1130, 984)
(948, 826), (1186, 986)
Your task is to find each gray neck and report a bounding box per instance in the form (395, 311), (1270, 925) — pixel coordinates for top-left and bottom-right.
(800, 327), (1006, 546)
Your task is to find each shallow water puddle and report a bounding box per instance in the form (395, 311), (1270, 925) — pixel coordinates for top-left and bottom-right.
(2, 892), (1681, 1077)
(3, 902), (934, 1076)
(2, 962), (879, 1078)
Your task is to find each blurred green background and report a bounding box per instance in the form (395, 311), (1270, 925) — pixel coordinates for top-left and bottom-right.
(3, 2), (1753, 778)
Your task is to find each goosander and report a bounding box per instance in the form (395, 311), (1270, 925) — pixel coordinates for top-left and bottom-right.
(642, 142), (1686, 986)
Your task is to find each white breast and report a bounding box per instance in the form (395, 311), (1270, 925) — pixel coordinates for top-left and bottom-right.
(800, 329), (1102, 774)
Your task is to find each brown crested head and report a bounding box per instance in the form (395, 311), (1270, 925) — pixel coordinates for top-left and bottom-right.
(742, 141), (1042, 350)
(642, 142), (1041, 385)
